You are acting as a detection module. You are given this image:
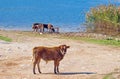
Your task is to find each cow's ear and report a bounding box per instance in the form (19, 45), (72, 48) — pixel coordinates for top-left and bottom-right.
(59, 45), (63, 49)
(67, 46), (70, 48)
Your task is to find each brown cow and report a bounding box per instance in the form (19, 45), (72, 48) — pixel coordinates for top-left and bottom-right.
(32, 45), (70, 74)
(32, 23), (55, 33)
(32, 23), (44, 33)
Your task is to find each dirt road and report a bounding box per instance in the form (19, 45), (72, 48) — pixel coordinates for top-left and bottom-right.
(0, 31), (120, 79)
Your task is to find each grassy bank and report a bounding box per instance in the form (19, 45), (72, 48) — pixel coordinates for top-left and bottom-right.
(79, 37), (120, 47)
(27, 32), (120, 47)
(0, 35), (12, 42)
(59, 34), (120, 47)
(0, 30), (120, 47)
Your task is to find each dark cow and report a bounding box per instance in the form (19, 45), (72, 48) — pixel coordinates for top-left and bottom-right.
(32, 45), (70, 74)
(43, 23), (55, 32)
(32, 23), (55, 33)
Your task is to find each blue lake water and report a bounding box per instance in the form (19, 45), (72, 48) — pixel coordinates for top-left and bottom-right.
(0, 0), (119, 32)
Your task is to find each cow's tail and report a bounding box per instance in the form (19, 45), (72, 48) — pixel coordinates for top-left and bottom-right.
(32, 47), (37, 62)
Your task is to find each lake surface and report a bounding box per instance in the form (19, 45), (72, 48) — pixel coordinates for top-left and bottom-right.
(0, 0), (119, 32)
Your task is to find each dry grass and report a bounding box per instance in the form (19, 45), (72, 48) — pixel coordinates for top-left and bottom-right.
(0, 30), (120, 79)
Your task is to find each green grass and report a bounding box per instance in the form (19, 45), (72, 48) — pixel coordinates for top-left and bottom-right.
(0, 35), (12, 42)
(34, 33), (120, 47)
(60, 35), (120, 47)
(80, 37), (120, 46)
(103, 73), (115, 79)
(4, 31), (119, 47)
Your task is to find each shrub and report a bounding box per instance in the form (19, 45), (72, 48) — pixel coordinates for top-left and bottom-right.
(86, 4), (120, 35)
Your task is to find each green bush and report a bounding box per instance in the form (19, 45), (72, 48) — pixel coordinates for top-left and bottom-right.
(86, 4), (120, 35)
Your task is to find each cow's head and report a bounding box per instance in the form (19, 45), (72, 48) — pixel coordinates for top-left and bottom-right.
(59, 45), (70, 55)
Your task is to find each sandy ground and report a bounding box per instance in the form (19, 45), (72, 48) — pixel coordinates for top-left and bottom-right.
(0, 30), (120, 79)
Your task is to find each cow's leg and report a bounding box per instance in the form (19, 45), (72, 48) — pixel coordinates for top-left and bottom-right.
(33, 53), (36, 74)
(56, 61), (60, 73)
(33, 54), (39, 74)
(41, 24), (44, 33)
(33, 60), (37, 74)
(50, 28), (52, 33)
(39, 28), (41, 33)
(42, 27), (44, 33)
(37, 28), (39, 33)
(49, 28), (52, 33)
(37, 58), (41, 73)
(54, 60), (57, 74)
(35, 29), (37, 32)
(47, 26), (51, 33)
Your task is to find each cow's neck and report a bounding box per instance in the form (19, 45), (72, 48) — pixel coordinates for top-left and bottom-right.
(59, 49), (65, 57)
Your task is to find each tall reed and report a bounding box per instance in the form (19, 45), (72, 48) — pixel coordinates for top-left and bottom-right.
(86, 4), (120, 35)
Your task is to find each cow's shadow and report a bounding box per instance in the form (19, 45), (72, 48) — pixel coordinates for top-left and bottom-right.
(42, 72), (97, 75)
(58, 72), (97, 75)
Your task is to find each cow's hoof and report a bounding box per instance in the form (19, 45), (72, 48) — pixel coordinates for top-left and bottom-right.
(54, 72), (57, 74)
(39, 72), (42, 74)
(33, 73), (36, 74)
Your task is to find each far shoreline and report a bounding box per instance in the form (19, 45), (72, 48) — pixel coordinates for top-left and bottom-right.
(0, 28), (81, 33)
(0, 29), (120, 47)
(0, 29), (120, 40)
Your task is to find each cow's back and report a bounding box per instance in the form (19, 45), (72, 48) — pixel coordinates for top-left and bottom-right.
(41, 47), (59, 61)
(33, 46), (45, 55)
(43, 24), (48, 29)
(33, 46), (61, 61)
